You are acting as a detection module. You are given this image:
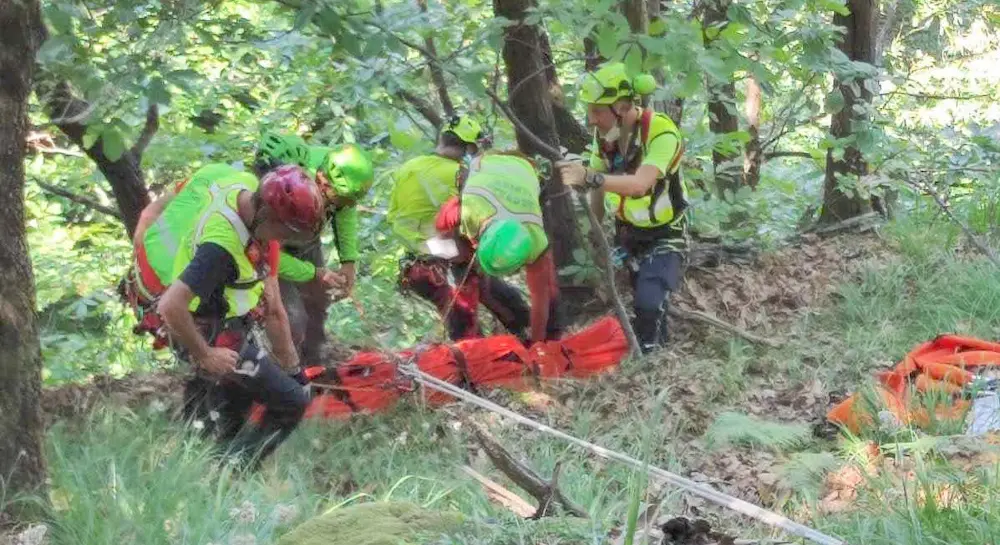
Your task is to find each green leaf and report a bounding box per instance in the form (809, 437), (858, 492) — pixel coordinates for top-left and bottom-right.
(817, 0), (851, 16)
(679, 71), (701, 97)
(485, 28), (504, 51)
(36, 36), (72, 66)
(362, 34), (386, 58)
(48, 6), (74, 34)
(697, 52), (731, 83)
(718, 22), (747, 46)
(855, 128), (876, 155)
(165, 69), (200, 93)
(101, 129), (126, 162)
(81, 126), (100, 150)
(389, 118), (420, 151)
(572, 248), (588, 263)
(146, 77), (171, 106)
(339, 29), (362, 57)
(623, 44), (643, 76)
(825, 88), (845, 114)
(458, 70), (485, 95)
(597, 23), (619, 59)
(635, 34), (663, 57)
(649, 17), (667, 37)
(292, 0), (318, 31)
(559, 265), (582, 276)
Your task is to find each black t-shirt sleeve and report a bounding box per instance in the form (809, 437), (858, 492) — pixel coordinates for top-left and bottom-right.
(178, 242), (238, 301)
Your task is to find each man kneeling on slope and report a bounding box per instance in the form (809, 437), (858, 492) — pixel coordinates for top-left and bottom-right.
(124, 162), (324, 469)
(435, 151), (562, 344)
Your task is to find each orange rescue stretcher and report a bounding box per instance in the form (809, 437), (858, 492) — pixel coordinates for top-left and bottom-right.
(827, 335), (1000, 434)
(252, 315), (629, 422)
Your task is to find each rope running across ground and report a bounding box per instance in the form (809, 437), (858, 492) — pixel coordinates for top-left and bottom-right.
(397, 364), (847, 545)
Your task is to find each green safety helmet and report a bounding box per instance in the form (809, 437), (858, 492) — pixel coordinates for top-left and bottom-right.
(579, 62), (657, 105)
(477, 218), (533, 276)
(255, 131), (311, 173)
(443, 115), (488, 147)
(319, 144), (375, 201)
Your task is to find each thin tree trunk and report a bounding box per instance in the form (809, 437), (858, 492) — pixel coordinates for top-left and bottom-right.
(819, 0), (876, 224)
(742, 75), (762, 189)
(416, 0), (455, 118)
(646, 0), (683, 124)
(538, 30), (589, 154)
(0, 0), (47, 516)
(623, 0), (648, 33)
(622, 0), (651, 109)
(702, 0), (741, 199)
(583, 36), (603, 71)
(493, 0), (579, 268)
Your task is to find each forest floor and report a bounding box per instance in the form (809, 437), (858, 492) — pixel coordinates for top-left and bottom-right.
(18, 223), (1000, 545)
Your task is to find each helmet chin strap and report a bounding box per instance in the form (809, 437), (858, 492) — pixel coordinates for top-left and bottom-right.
(609, 104), (623, 124)
(248, 198), (268, 241)
(609, 102), (639, 146)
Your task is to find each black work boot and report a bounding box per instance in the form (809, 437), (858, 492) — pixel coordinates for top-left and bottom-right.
(633, 308), (664, 354)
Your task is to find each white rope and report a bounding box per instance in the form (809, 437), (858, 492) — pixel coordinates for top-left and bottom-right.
(398, 365), (846, 545)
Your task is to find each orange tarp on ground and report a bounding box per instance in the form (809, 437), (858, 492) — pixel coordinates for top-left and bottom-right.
(827, 335), (1000, 434)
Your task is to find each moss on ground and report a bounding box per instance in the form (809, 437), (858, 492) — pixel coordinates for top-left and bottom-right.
(276, 501), (464, 545)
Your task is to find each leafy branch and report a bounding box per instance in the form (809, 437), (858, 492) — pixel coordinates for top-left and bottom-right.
(33, 180), (121, 219)
(396, 88), (444, 129)
(132, 104), (159, 156)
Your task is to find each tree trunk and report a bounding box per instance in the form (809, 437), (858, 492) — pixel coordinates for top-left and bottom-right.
(742, 75), (762, 189)
(0, 0), (47, 516)
(494, 0), (580, 268)
(583, 36), (603, 71)
(38, 79), (151, 239)
(819, 0), (876, 224)
(538, 30), (589, 154)
(623, 0), (648, 33)
(702, 0), (741, 199)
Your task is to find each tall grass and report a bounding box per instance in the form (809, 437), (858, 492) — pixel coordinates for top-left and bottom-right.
(39, 219), (1000, 544)
(818, 454), (1000, 545)
(42, 388), (678, 544)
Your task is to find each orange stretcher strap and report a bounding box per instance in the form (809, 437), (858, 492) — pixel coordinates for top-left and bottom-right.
(919, 350), (1000, 368)
(919, 362), (974, 386)
(933, 334), (1000, 353)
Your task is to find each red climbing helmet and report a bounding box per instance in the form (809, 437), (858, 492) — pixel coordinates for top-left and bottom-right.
(259, 165), (324, 233)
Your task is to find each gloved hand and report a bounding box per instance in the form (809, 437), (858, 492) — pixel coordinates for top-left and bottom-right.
(289, 367), (312, 399)
(556, 161), (605, 190)
(556, 161), (586, 187)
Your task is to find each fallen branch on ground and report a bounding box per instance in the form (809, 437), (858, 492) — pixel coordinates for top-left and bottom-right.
(669, 305), (781, 348)
(904, 178), (1000, 268)
(460, 465), (536, 518)
(466, 419), (588, 519)
(404, 369), (846, 545)
(687, 240), (758, 268)
(802, 211), (882, 236)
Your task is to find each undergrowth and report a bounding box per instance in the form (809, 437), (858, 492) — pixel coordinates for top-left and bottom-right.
(22, 219), (1000, 545)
